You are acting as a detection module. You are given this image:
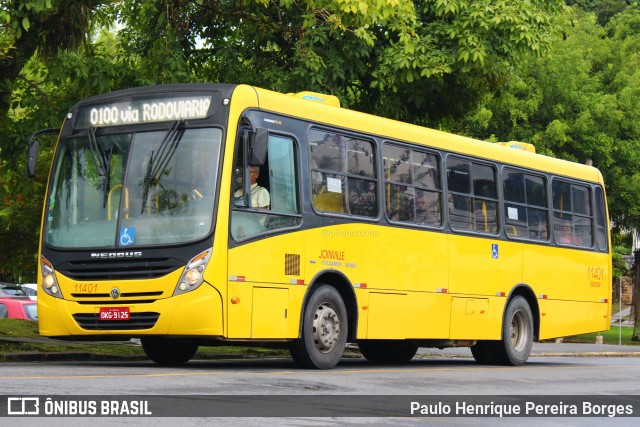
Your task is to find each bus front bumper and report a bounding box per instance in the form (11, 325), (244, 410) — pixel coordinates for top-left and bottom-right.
(37, 282), (224, 338)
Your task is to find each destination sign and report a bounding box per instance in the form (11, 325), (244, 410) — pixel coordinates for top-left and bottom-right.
(74, 95), (212, 128)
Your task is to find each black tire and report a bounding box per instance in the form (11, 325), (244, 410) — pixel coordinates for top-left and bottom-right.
(470, 341), (496, 365)
(493, 296), (534, 366)
(359, 340), (418, 364)
(141, 337), (198, 366)
(289, 285), (348, 369)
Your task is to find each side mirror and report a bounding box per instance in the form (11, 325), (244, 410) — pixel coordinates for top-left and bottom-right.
(249, 128), (268, 166)
(27, 128), (59, 178)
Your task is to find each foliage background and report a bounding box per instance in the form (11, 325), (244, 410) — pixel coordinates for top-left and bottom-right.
(1, 0), (639, 290)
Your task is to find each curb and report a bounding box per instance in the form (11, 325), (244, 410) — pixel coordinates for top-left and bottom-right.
(0, 352), (147, 362)
(531, 352), (640, 358)
(3, 350), (640, 363)
(2, 336), (640, 362)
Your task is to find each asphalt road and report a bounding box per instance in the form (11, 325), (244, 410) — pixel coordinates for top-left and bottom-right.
(1, 343), (640, 426)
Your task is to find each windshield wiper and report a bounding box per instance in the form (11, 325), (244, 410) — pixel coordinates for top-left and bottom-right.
(140, 120), (184, 214)
(87, 127), (108, 177)
(86, 127), (112, 208)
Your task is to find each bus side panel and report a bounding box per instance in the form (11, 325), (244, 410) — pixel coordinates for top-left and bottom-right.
(365, 292), (451, 339)
(228, 231), (307, 339)
(303, 225), (448, 294)
(408, 292), (451, 339)
(355, 289), (369, 338)
(448, 235), (522, 297)
(449, 297), (489, 339)
(366, 292), (406, 339)
(538, 300), (609, 339)
(226, 281), (305, 339)
(306, 225), (450, 339)
(251, 287), (288, 338)
(228, 233), (306, 287)
(524, 246), (610, 303)
(227, 281), (253, 338)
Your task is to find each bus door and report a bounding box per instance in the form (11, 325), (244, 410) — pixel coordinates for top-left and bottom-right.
(227, 129), (303, 339)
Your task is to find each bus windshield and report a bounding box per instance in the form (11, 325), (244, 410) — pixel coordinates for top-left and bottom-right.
(44, 127), (222, 248)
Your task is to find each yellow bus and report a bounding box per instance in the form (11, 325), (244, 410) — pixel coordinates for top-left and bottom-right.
(28, 83), (611, 368)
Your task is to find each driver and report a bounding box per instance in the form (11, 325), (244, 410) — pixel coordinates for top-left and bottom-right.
(234, 166), (270, 209)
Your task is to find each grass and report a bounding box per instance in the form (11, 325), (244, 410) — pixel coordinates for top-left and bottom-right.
(562, 326), (640, 346)
(0, 318), (39, 337)
(0, 319), (288, 361)
(0, 319), (145, 359)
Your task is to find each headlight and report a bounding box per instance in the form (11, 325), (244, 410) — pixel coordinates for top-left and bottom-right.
(41, 256), (63, 299)
(173, 248), (212, 296)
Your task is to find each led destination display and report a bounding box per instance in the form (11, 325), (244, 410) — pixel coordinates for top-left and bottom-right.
(74, 95), (212, 128)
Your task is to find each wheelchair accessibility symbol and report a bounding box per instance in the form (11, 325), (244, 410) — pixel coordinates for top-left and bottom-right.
(119, 227), (136, 246)
(491, 243), (499, 259)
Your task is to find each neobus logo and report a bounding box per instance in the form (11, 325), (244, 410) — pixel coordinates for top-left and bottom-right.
(90, 251), (143, 259)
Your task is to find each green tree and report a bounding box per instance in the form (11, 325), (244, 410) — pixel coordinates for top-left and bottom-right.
(1, 0), (566, 280)
(0, 1), (115, 281)
(458, 4), (640, 232)
(1, 1), (101, 115)
(112, 0), (564, 122)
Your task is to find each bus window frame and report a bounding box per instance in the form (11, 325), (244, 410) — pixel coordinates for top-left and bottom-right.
(501, 166), (551, 243)
(551, 177), (595, 249)
(230, 126), (304, 243)
(382, 140), (444, 229)
(593, 185), (609, 253)
(308, 127), (381, 220)
(445, 154), (500, 236)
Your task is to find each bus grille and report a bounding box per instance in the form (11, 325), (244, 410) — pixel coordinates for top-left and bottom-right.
(73, 312), (160, 330)
(57, 258), (183, 281)
(70, 292), (164, 302)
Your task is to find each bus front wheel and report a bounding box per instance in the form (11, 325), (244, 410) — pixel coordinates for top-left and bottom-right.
(289, 285), (348, 369)
(141, 337), (198, 366)
(494, 296), (534, 366)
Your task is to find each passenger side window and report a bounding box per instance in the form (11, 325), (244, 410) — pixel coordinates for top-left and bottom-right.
(503, 169), (549, 241)
(446, 157), (498, 234)
(310, 129), (378, 217)
(595, 187), (608, 252)
(383, 143), (442, 226)
(552, 180), (593, 247)
(231, 133), (301, 240)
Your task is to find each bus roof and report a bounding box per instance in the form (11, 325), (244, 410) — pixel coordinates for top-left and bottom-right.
(68, 83), (603, 185)
(241, 84), (603, 185)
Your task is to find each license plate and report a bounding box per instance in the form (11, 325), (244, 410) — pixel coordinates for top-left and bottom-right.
(99, 307), (130, 321)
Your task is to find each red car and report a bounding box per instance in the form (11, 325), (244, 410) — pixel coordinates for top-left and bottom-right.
(0, 297), (38, 321)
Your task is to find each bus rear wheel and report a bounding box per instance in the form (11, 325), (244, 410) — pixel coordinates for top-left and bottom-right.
(494, 296), (534, 366)
(359, 340), (418, 364)
(141, 337), (198, 366)
(289, 285), (347, 369)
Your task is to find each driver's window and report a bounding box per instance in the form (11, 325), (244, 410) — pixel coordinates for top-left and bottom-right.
(231, 133), (301, 240)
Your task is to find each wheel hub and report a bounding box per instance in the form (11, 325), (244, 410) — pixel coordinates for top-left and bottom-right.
(510, 310), (529, 351)
(312, 303), (340, 353)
